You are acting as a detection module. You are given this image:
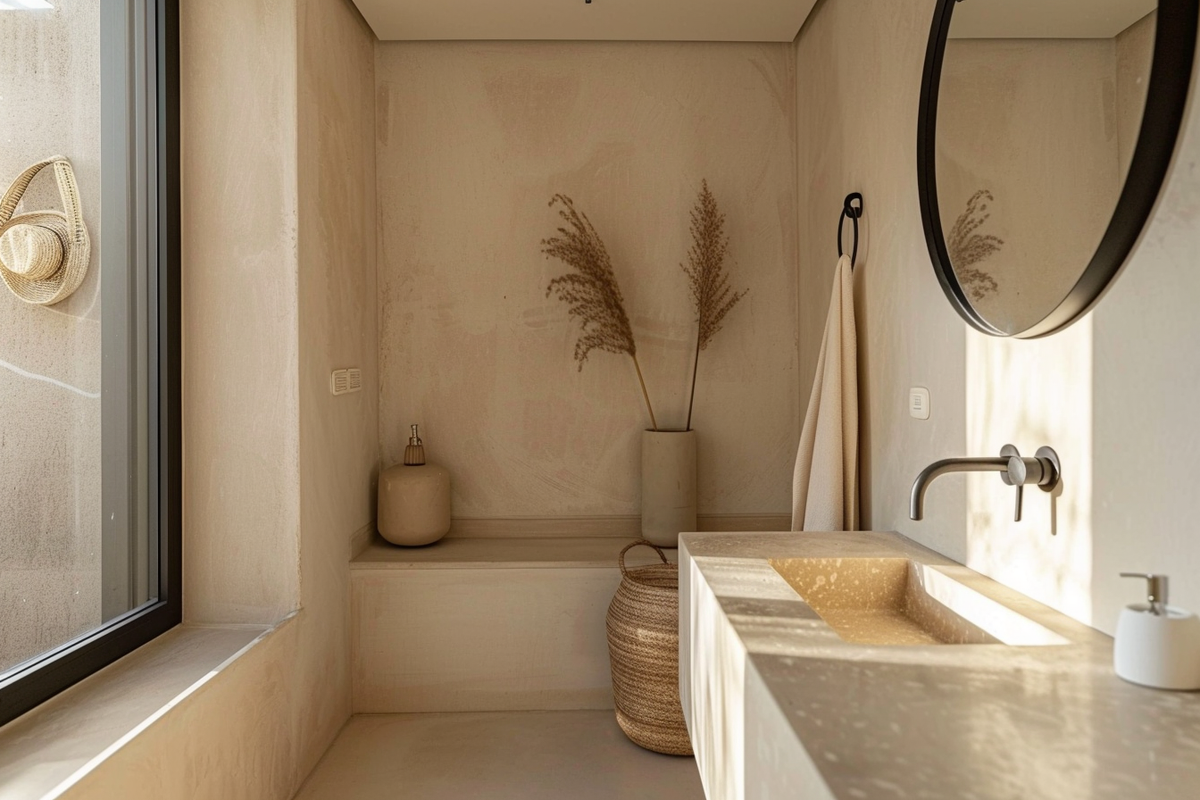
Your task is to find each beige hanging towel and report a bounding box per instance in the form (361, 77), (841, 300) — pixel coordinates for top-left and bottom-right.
(791, 254), (858, 532)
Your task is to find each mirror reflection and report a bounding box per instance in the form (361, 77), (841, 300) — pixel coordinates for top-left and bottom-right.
(936, 0), (1157, 334)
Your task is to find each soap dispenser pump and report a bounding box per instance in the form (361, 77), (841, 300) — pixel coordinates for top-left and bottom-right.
(377, 424), (451, 547)
(404, 424), (426, 465)
(1113, 573), (1200, 691)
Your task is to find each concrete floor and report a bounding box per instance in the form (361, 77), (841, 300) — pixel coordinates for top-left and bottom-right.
(294, 711), (705, 799)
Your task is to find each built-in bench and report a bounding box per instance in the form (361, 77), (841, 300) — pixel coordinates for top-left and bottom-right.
(350, 516), (788, 714)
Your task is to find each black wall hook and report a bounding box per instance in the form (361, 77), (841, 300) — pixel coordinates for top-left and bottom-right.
(838, 192), (864, 270)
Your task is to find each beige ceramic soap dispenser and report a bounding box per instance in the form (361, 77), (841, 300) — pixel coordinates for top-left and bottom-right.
(377, 424), (451, 547)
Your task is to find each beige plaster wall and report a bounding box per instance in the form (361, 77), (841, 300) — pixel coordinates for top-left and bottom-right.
(182, 0), (301, 625)
(298, 0), (379, 561)
(376, 41), (799, 521)
(64, 0), (376, 797)
(295, 0), (378, 756)
(796, 0), (1200, 632)
(0, 1), (103, 671)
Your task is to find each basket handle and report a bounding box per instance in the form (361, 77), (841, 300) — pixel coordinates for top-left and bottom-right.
(619, 539), (670, 577)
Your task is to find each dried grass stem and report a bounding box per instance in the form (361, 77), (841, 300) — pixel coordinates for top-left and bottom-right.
(543, 194), (658, 430)
(682, 180), (745, 431)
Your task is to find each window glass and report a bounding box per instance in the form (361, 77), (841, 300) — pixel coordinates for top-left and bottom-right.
(0, 0), (165, 682)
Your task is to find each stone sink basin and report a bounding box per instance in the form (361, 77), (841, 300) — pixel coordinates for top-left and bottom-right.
(681, 532), (1200, 800)
(770, 557), (1069, 646)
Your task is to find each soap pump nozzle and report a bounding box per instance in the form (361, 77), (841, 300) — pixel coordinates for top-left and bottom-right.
(1121, 572), (1169, 616)
(404, 424), (426, 466)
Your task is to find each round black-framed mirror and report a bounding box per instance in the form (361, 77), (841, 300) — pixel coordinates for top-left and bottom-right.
(918, 0), (1198, 338)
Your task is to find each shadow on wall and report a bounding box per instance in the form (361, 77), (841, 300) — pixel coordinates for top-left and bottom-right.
(965, 320), (1094, 626)
(851, 213), (872, 529)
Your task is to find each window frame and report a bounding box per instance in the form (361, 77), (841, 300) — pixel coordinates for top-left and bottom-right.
(0, 0), (181, 728)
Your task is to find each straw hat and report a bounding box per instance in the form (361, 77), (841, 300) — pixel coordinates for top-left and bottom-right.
(0, 157), (90, 306)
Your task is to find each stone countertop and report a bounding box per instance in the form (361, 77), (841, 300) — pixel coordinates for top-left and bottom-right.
(680, 531), (1200, 800)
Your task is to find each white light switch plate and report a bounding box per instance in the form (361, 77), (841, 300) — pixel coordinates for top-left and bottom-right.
(909, 387), (930, 420)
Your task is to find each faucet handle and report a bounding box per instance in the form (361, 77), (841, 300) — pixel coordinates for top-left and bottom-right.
(999, 446), (1024, 518)
(1000, 445), (1061, 521)
(999, 445), (1021, 486)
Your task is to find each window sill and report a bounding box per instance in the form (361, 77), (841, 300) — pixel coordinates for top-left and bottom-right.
(0, 621), (276, 799)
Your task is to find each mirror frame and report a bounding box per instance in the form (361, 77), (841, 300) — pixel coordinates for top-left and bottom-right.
(918, 0), (1198, 338)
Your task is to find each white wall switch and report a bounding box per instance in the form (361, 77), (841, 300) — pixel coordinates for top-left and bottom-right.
(909, 387), (931, 420)
(331, 368), (363, 396)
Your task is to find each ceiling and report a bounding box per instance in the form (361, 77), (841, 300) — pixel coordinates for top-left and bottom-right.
(350, 0), (818, 42)
(950, 0), (1157, 39)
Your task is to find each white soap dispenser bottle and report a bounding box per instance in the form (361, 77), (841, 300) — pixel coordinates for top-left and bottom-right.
(1113, 573), (1200, 691)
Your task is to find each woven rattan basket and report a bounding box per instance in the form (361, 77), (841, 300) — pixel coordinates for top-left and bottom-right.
(605, 540), (693, 756)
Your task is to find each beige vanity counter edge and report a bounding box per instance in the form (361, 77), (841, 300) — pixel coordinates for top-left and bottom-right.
(679, 531), (1200, 800)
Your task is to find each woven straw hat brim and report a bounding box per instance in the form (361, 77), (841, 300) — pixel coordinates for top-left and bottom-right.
(0, 158), (91, 306)
(0, 211), (88, 304)
(0, 217), (64, 280)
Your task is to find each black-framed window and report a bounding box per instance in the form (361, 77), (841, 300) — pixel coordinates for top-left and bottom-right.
(0, 0), (180, 728)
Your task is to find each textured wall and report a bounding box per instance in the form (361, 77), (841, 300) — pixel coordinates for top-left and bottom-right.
(796, 0), (1200, 632)
(0, 1), (102, 671)
(182, 0), (301, 624)
(296, 0), (378, 758)
(376, 41), (799, 520)
(299, 0), (379, 560)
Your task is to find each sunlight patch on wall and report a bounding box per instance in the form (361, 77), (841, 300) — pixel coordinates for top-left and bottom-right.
(965, 318), (1093, 625)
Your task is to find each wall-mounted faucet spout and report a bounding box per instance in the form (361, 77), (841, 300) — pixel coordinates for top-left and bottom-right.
(909, 457), (1010, 521)
(910, 445), (1061, 522)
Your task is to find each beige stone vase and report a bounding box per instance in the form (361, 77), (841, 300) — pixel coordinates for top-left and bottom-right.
(640, 429), (697, 547)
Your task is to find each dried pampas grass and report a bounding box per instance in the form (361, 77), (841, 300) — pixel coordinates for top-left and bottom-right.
(543, 194), (658, 430)
(681, 180), (745, 431)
